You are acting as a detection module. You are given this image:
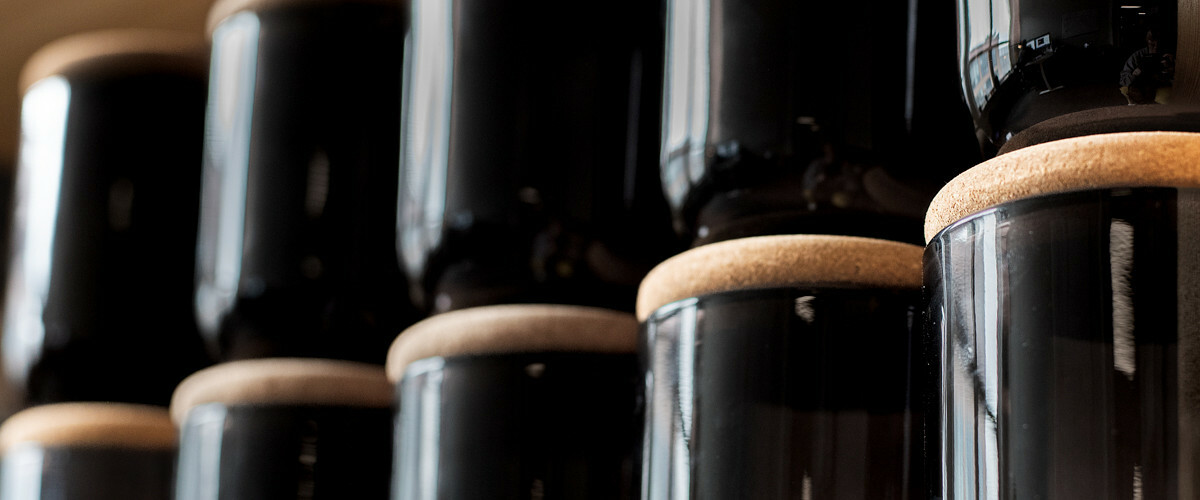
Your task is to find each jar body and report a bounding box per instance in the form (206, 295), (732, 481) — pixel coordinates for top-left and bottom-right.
(394, 352), (640, 499)
(196, 2), (414, 363)
(640, 287), (924, 499)
(0, 62), (212, 417)
(927, 187), (1200, 499)
(1, 445), (175, 500)
(397, 0), (680, 314)
(176, 403), (394, 500)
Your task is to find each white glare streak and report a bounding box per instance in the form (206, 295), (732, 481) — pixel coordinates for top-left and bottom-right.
(1111, 220), (1136, 380)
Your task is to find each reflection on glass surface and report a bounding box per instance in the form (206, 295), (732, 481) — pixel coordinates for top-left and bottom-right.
(640, 299), (697, 500)
(195, 12), (259, 339)
(174, 404), (227, 500)
(0, 444), (45, 500)
(397, 0), (453, 287)
(957, 0), (1188, 156)
(660, 0), (709, 217)
(393, 358), (444, 500)
(1, 77), (69, 390)
(659, 0), (980, 246)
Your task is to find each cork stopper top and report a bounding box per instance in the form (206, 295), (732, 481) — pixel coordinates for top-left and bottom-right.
(20, 29), (207, 93)
(636, 234), (924, 321)
(925, 132), (1200, 242)
(207, 0), (402, 35)
(0, 403), (176, 454)
(170, 358), (393, 424)
(386, 304), (638, 382)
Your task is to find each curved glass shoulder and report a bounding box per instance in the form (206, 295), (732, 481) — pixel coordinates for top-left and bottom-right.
(397, 0), (681, 314)
(194, 3), (415, 363)
(957, 0), (1194, 156)
(660, 0), (981, 246)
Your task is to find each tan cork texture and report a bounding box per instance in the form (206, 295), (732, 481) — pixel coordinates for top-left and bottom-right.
(925, 131), (1200, 243)
(635, 234), (924, 322)
(20, 29), (207, 93)
(170, 358), (393, 424)
(386, 304), (638, 382)
(0, 402), (176, 454)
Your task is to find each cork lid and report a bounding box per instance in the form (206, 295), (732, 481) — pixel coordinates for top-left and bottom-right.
(385, 304), (638, 382)
(0, 403), (176, 454)
(207, 0), (403, 35)
(170, 358), (393, 424)
(636, 234), (924, 321)
(20, 29), (207, 93)
(925, 131), (1200, 242)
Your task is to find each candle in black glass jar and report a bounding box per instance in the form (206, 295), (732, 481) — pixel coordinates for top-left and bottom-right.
(171, 358), (394, 499)
(0, 403), (178, 500)
(396, 0), (681, 315)
(637, 234), (927, 499)
(0, 30), (213, 419)
(659, 0), (981, 247)
(387, 304), (641, 499)
(195, 0), (414, 363)
(925, 131), (1200, 499)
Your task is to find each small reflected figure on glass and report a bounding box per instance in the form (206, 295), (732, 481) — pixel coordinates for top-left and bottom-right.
(1120, 29), (1175, 105)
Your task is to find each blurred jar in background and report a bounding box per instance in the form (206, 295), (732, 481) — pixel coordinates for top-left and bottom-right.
(195, 0), (414, 364)
(0, 30), (213, 419)
(660, 0), (981, 247)
(396, 0), (682, 315)
(956, 0), (1197, 157)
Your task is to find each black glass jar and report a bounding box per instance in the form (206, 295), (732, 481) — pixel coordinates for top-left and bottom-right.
(637, 234), (927, 498)
(924, 131), (1200, 499)
(396, 0), (681, 315)
(0, 30), (213, 420)
(195, 0), (414, 364)
(955, 0), (1200, 158)
(171, 358), (394, 499)
(0, 402), (178, 500)
(658, 0), (981, 247)
(387, 304), (640, 499)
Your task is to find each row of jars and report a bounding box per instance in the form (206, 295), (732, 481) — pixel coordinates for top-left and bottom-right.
(0, 0), (1197, 497)
(4, 197), (1200, 500)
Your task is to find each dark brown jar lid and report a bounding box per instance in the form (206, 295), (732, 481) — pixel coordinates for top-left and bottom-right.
(925, 131), (1200, 243)
(20, 29), (207, 93)
(385, 304), (638, 383)
(170, 358), (393, 424)
(0, 402), (176, 454)
(636, 234), (924, 322)
(207, 0), (403, 35)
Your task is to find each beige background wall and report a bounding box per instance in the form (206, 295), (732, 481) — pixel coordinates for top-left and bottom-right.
(0, 0), (212, 172)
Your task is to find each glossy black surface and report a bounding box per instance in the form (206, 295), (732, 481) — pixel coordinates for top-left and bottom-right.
(196, 2), (414, 364)
(0, 58), (212, 418)
(640, 287), (924, 499)
(926, 187), (1200, 499)
(956, 0), (1199, 157)
(659, 0), (980, 246)
(176, 404), (393, 500)
(397, 0), (681, 314)
(0, 445), (175, 500)
(394, 352), (640, 499)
